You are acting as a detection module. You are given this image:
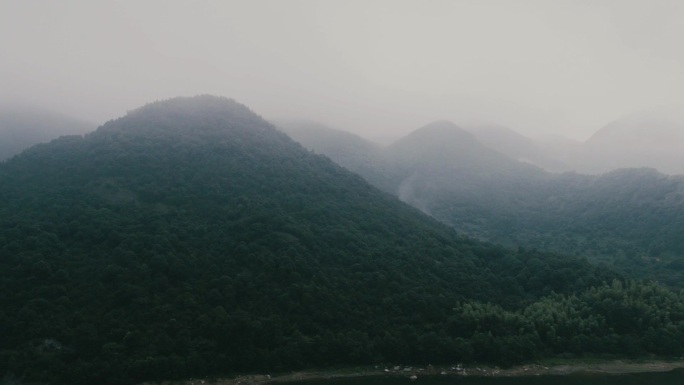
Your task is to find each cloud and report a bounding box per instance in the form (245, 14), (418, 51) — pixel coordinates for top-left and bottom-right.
(1, 0), (683, 141)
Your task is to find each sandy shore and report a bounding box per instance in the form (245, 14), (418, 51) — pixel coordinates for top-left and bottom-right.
(143, 360), (684, 385)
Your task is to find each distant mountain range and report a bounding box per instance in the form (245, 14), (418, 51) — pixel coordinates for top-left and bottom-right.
(0, 104), (94, 161)
(466, 115), (684, 176)
(281, 118), (684, 286)
(467, 124), (570, 172)
(578, 115), (684, 174)
(3, 96), (684, 384)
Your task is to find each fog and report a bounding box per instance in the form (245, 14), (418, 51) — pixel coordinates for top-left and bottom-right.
(2, 0), (684, 143)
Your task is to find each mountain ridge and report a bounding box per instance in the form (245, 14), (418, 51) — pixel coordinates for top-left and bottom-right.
(279, 118), (684, 286)
(3, 96), (683, 385)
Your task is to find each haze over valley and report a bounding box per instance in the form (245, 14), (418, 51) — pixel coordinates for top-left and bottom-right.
(3, 1), (684, 385)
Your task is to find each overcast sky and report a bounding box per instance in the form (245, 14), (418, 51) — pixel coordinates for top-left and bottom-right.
(2, 0), (683, 142)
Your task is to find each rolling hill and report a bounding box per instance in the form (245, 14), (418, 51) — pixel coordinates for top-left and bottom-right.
(1, 96), (682, 385)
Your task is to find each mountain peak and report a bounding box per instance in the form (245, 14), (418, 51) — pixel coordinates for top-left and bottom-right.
(386, 120), (505, 166)
(127, 95), (252, 119)
(89, 95), (280, 147)
(578, 113), (684, 174)
(411, 119), (473, 136)
(588, 114), (684, 146)
(388, 120), (480, 153)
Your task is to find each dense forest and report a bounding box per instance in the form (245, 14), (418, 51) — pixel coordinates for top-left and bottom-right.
(282, 121), (684, 287)
(428, 168), (684, 286)
(2, 96), (684, 385)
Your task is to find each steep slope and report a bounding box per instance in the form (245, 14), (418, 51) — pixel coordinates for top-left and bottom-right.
(276, 120), (395, 191)
(467, 124), (569, 172)
(1, 96), (681, 385)
(386, 122), (684, 276)
(0, 104), (94, 161)
(383, 120), (547, 221)
(276, 120), (684, 286)
(385, 120), (516, 172)
(428, 168), (684, 285)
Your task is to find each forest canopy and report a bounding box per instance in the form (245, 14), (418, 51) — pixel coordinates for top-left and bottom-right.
(1, 96), (683, 385)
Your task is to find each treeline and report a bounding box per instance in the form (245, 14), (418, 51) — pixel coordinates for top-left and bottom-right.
(2, 262), (683, 385)
(449, 280), (684, 364)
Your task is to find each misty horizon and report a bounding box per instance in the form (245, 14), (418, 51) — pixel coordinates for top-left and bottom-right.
(4, 94), (684, 175)
(4, 3), (684, 381)
(2, 0), (684, 143)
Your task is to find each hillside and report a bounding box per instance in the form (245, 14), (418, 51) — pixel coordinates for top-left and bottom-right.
(385, 120), (515, 172)
(467, 124), (569, 172)
(2, 96), (683, 385)
(461, 115), (684, 176)
(0, 104), (94, 161)
(382, 121), (546, 210)
(280, 120), (684, 286)
(428, 168), (684, 285)
(276, 120), (395, 191)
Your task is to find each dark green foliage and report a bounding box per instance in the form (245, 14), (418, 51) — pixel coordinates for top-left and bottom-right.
(425, 168), (684, 287)
(0, 96), (680, 385)
(283, 121), (684, 287)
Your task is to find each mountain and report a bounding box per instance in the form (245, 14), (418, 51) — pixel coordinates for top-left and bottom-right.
(467, 124), (569, 172)
(385, 121), (514, 171)
(428, 168), (684, 285)
(0, 104), (94, 161)
(382, 121), (547, 221)
(279, 120), (684, 287)
(276, 120), (382, 158)
(576, 115), (684, 175)
(276, 120), (395, 190)
(475, 114), (684, 176)
(282, 119), (548, 218)
(384, 127), (684, 285)
(2, 96), (683, 385)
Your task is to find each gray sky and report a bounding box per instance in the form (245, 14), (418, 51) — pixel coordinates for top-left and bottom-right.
(2, 0), (683, 142)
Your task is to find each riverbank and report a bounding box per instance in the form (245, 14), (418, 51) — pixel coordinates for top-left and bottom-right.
(143, 358), (684, 385)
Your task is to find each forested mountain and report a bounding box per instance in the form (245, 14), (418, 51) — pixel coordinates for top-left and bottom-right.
(0, 104), (94, 161)
(2, 96), (684, 385)
(281, 120), (684, 287)
(426, 168), (684, 286)
(385, 121), (517, 172)
(382, 121), (546, 209)
(276, 120), (395, 191)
